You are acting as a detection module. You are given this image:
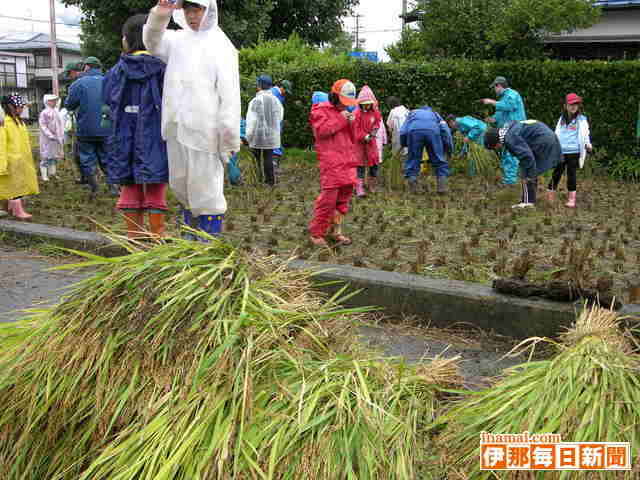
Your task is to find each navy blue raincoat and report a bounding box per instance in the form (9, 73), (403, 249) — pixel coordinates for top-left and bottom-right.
(103, 54), (168, 185)
(503, 120), (562, 178)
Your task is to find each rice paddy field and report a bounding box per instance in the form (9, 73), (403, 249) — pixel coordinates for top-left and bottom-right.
(18, 134), (640, 305)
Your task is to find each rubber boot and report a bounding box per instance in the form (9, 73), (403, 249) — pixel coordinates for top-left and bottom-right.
(87, 175), (99, 201)
(565, 191), (576, 208)
(179, 209), (196, 240)
(197, 214), (224, 242)
(436, 176), (448, 195)
(407, 178), (418, 194)
(546, 190), (556, 203)
(328, 212), (352, 245)
(148, 212), (166, 238)
(8, 199), (32, 220)
(48, 162), (57, 179)
(355, 178), (366, 197)
(40, 166), (49, 182)
(123, 211), (145, 239)
(367, 176), (377, 193)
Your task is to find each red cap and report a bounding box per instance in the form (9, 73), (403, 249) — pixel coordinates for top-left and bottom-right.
(566, 93), (583, 105)
(331, 79), (359, 107)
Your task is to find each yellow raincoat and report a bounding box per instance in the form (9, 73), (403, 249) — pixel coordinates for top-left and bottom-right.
(0, 116), (39, 200)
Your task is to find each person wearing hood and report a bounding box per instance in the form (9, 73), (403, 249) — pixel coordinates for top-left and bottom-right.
(0, 94), (39, 219)
(399, 105), (453, 194)
(64, 56), (112, 199)
(103, 13), (169, 239)
(308, 79), (360, 246)
(143, 0), (241, 238)
(38, 94), (65, 182)
(484, 120), (561, 209)
(246, 74), (283, 186)
(481, 76), (527, 186)
(353, 85), (383, 196)
(386, 96), (409, 159)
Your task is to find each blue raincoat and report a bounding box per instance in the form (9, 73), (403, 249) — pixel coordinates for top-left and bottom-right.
(102, 53), (168, 185)
(456, 116), (487, 145)
(228, 118), (245, 186)
(271, 86), (285, 157)
(494, 88), (526, 184)
(65, 67), (111, 139)
(399, 106), (453, 179)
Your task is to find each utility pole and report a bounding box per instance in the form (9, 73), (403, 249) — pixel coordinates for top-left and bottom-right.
(353, 14), (363, 51)
(49, 0), (60, 96)
(402, 0), (408, 29)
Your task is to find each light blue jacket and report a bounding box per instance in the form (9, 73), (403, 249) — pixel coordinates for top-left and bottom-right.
(456, 116), (487, 145)
(494, 88), (526, 128)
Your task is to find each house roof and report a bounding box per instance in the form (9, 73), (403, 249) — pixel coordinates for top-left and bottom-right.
(0, 32), (80, 53)
(595, 0), (640, 8)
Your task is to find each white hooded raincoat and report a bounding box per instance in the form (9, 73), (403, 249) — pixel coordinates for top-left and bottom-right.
(143, 0), (241, 216)
(39, 94), (65, 161)
(246, 90), (283, 150)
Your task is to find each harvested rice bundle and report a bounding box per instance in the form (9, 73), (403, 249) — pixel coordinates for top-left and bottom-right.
(0, 238), (461, 479)
(434, 306), (640, 479)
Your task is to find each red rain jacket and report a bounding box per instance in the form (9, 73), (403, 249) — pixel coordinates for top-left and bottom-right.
(353, 108), (382, 167)
(309, 101), (358, 189)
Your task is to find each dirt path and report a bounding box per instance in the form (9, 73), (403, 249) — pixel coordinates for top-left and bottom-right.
(0, 247), (90, 322)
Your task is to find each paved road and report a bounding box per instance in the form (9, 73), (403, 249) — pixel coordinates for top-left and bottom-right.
(0, 247), (90, 322)
(0, 245), (523, 386)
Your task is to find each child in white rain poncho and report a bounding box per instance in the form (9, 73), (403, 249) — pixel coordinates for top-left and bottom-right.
(38, 94), (65, 181)
(246, 75), (283, 186)
(143, 0), (241, 236)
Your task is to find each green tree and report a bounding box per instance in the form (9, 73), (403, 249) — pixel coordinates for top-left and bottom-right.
(63, 0), (275, 67)
(388, 0), (601, 60)
(266, 0), (360, 45)
(64, 0), (358, 68)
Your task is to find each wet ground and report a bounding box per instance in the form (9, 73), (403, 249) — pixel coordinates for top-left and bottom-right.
(0, 245), (525, 385)
(0, 247), (90, 323)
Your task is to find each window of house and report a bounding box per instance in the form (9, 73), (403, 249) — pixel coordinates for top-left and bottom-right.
(0, 62), (17, 87)
(35, 54), (63, 69)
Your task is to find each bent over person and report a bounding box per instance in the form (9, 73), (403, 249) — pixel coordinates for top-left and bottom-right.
(485, 120), (561, 209)
(144, 0), (241, 237)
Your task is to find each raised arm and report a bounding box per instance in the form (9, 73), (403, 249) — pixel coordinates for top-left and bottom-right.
(143, 2), (176, 63)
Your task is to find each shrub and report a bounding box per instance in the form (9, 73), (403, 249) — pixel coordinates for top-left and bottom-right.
(268, 59), (640, 170)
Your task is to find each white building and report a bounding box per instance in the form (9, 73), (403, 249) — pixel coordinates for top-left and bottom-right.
(0, 32), (82, 120)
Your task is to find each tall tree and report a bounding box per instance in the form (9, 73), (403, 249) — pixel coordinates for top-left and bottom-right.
(64, 0), (358, 68)
(264, 0), (360, 45)
(63, 0), (274, 67)
(388, 0), (601, 60)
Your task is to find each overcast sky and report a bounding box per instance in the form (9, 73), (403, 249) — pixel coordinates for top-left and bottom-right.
(0, 0), (83, 43)
(0, 0), (404, 61)
(348, 0), (405, 61)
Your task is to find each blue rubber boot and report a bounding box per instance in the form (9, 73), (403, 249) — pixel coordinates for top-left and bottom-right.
(197, 214), (224, 242)
(179, 209), (196, 240)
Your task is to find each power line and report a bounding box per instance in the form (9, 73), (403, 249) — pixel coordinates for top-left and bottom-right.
(0, 14), (81, 28)
(360, 28), (402, 34)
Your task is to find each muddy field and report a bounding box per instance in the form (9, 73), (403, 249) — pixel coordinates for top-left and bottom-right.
(15, 144), (640, 304)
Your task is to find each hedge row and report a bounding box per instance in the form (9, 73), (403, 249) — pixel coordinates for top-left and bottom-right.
(261, 60), (640, 161)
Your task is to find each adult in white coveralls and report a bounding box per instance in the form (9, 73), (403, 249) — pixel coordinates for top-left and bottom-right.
(143, 0), (241, 236)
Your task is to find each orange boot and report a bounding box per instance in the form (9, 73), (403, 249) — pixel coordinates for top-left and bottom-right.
(148, 212), (166, 238)
(123, 211), (145, 239)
